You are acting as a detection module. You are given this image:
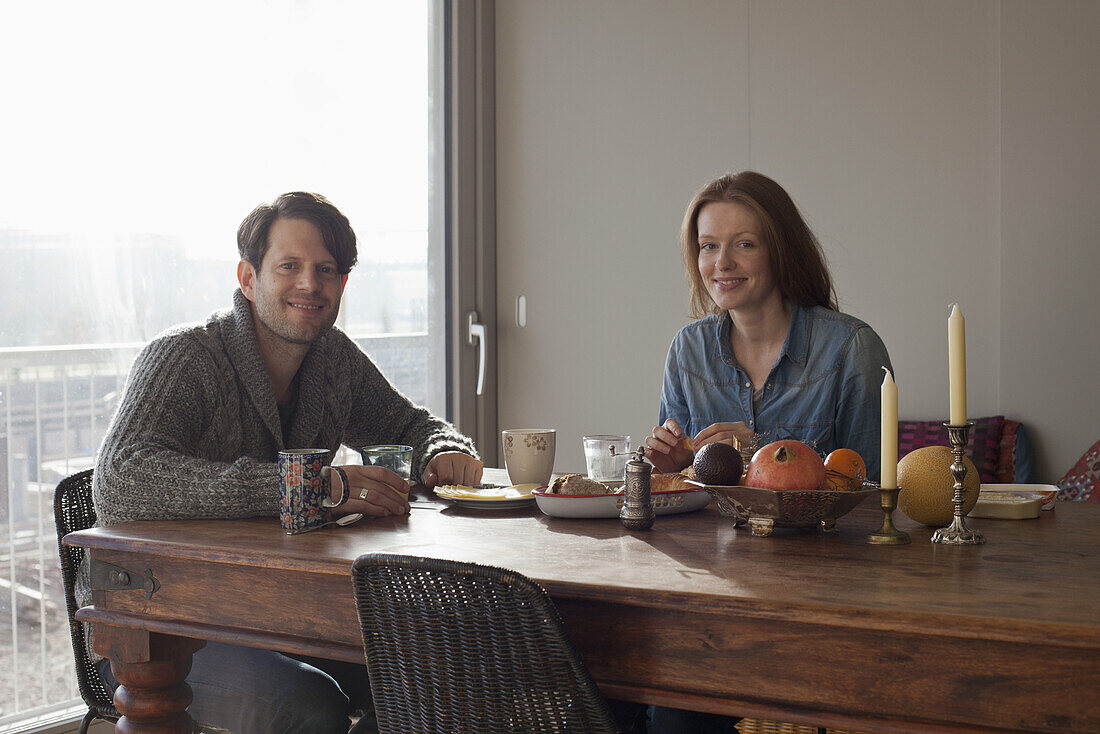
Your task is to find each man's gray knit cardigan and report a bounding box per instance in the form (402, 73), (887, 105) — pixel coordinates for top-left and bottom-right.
(92, 289), (475, 523)
(92, 289), (476, 525)
(79, 290), (477, 651)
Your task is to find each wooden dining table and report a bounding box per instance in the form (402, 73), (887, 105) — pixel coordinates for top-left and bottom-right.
(67, 470), (1099, 734)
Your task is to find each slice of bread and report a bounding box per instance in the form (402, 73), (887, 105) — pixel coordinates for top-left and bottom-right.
(650, 472), (691, 493)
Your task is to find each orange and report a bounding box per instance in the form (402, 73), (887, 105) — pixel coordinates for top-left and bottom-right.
(824, 449), (866, 491)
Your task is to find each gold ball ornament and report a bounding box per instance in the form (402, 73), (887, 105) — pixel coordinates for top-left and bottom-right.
(896, 446), (980, 526)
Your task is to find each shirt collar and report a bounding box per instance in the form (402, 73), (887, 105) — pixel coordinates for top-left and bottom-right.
(713, 300), (812, 367)
(224, 289), (283, 446)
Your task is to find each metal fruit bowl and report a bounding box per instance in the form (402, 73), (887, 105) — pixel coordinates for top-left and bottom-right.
(686, 480), (877, 536)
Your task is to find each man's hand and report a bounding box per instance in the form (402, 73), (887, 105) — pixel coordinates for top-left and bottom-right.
(423, 451), (483, 488)
(334, 464), (410, 517)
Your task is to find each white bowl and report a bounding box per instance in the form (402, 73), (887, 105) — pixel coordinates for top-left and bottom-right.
(533, 487), (710, 519)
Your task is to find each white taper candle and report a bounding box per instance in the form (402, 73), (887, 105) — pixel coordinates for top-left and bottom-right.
(948, 303), (967, 425)
(881, 367), (898, 489)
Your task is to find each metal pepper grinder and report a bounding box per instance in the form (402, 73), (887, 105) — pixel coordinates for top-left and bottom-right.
(620, 447), (655, 530)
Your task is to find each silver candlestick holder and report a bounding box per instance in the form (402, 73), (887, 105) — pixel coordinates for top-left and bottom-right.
(931, 421), (985, 545)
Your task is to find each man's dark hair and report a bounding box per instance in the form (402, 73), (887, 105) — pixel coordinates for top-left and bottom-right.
(237, 192), (358, 274)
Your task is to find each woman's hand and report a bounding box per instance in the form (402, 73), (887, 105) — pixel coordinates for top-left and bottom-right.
(333, 464), (410, 517)
(693, 422), (756, 453)
(644, 419), (695, 473)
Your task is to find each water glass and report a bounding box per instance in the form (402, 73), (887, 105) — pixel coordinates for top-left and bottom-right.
(359, 445), (413, 480)
(583, 435), (631, 482)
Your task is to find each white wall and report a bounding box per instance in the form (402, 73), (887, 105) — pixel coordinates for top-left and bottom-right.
(495, 0), (1100, 480)
(1000, 0), (1100, 480)
(496, 0), (750, 471)
(747, 0), (1001, 426)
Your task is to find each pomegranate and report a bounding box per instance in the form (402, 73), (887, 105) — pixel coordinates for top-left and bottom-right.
(744, 440), (826, 491)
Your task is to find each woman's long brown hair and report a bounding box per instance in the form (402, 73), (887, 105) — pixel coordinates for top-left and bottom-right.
(680, 171), (838, 318)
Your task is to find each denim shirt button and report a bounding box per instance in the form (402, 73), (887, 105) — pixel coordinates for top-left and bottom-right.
(744, 382), (750, 388)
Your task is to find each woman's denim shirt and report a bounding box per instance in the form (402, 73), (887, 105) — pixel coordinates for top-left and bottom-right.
(659, 302), (893, 480)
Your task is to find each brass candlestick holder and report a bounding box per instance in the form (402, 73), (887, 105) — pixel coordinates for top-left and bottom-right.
(931, 421), (985, 545)
(866, 482), (911, 545)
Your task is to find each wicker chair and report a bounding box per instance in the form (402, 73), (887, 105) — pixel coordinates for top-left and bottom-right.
(53, 469), (120, 734)
(351, 553), (620, 734)
(52, 470), (251, 734)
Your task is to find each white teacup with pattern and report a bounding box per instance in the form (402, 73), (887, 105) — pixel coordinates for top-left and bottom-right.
(501, 429), (556, 487)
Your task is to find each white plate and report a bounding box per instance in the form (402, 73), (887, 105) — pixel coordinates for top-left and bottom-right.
(445, 496), (537, 511)
(977, 483), (1058, 510)
(433, 484), (540, 510)
(533, 488), (710, 519)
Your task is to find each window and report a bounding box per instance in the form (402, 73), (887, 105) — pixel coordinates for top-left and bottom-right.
(0, 1), (445, 726)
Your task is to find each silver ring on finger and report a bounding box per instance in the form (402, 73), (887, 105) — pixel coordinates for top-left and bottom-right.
(359, 488), (370, 501)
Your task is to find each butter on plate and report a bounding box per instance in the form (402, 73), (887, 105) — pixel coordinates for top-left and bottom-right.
(976, 483), (1058, 511)
(434, 483), (540, 500)
(969, 488), (1044, 519)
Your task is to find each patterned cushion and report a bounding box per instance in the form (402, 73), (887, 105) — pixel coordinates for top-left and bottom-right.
(897, 415), (1005, 483)
(1055, 440), (1100, 502)
(994, 419), (1021, 484)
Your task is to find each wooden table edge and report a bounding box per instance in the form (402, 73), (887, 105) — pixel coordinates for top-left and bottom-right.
(66, 529), (1100, 652)
(76, 607), (1037, 734)
(542, 581), (1100, 651)
(76, 606), (367, 664)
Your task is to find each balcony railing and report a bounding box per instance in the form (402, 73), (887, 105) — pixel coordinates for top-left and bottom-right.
(0, 333), (432, 728)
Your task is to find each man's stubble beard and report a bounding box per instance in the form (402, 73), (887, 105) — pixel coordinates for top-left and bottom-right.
(253, 296), (340, 347)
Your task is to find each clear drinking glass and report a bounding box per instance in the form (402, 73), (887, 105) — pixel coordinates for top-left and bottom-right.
(583, 435), (631, 482)
(359, 445), (413, 480)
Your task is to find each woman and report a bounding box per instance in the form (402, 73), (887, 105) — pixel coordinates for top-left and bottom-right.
(642, 174), (892, 733)
(646, 171), (892, 483)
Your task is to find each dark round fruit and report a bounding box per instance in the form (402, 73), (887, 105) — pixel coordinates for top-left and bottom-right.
(692, 442), (744, 486)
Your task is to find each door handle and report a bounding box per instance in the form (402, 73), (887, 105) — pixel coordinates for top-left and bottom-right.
(466, 311), (486, 396)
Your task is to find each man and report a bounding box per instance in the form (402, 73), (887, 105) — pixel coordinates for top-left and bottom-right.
(87, 192), (483, 733)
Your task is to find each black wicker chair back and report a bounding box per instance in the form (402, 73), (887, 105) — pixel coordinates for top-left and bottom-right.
(352, 553), (620, 734)
(53, 469), (120, 734)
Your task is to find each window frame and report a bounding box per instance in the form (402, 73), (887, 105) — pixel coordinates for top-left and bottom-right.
(445, 0), (498, 465)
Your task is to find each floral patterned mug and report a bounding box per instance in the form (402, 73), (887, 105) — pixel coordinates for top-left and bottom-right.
(501, 429), (556, 487)
(278, 449), (350, 533)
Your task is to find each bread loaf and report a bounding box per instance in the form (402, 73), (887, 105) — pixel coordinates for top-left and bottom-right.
(549, 474), (613, 496)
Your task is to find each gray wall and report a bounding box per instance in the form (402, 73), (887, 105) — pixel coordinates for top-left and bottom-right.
(495, 0), (1100, 481)
(1000, 0), (1100, 480)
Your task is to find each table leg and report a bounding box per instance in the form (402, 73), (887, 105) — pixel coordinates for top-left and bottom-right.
(93, 624), (206, 734)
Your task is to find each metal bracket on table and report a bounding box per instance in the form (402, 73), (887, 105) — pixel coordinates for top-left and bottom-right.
(90, 559), (161, 599)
